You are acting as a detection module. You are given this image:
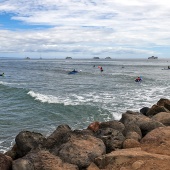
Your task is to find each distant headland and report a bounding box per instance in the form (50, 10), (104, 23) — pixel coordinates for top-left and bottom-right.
(148, 56), (158, 59)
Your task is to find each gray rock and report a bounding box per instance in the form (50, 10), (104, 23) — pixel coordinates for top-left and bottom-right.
(95, 128), (125, 153)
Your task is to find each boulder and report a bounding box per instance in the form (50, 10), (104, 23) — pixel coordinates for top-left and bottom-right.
(125, 131), (141, 141)
(141, 126), (170, 156)
(157, 98), (170, 111)
(52, 133), (106, 169)
(152, 112), (170, 126)
(123, 139), (140, 149)
(139, 120), (164, 136)
(140, 107), (150, 116)
(12, 150), (78, 170)
(0, 153), (12, 170)
(120, 111), (150, 126)
(146, 104), (169, 117)
(99, 120), (125, 133)
(120, 111), (164, 136)
(43, 124), (71, 149)
(15, 131), (46, 157)
(94, 148), (170, 170)
(87, 121), (100, 132)
(12, 159), (34, 170)
(95, 128), (125, 153)
(123, 122), (142, 138)
(5, 144), (19, 160)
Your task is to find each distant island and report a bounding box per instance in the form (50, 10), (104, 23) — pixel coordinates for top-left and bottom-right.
(105, 57), (111, 59)
(93, 57), (100, 59)
(148, 56), (158, 59)
(25, 57), (30, 60)
(65, 57), (72, 59)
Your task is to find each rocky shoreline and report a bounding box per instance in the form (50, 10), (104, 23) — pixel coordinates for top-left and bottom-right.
(1, 98), (170, 170)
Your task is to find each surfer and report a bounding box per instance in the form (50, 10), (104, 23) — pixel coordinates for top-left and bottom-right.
(98, 66), (103, 72)
(68, 69), (78, 74)
(135, 76), (142, 82)
(0, 73), (4, 76)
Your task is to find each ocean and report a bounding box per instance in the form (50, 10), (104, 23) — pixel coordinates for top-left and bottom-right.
(0, 58), (170, 153)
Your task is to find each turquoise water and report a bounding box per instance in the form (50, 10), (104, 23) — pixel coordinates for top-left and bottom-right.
(0, 58), (170, 152)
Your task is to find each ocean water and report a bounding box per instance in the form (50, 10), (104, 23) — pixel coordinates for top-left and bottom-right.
(0, 58), (170, 153)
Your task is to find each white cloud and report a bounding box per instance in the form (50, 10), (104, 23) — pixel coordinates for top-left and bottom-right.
(0, 0), (170, 58)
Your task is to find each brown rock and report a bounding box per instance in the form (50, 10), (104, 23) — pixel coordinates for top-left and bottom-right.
(123, 139), (140, 149)
(12, 159), (34, 170)
(146, 104), (169, 117)
(141, 126), (170, 156)
(87, 121), (100, 132)
(52, 133), (106, 169)
(87, 162), (100, 170)
(132, 160), (144, 169)
(123, 123), (142, 138)
(0, 153), (12, 170)
(5, 144), (19, 160)
(120, 112), (164, 136)
(99, 120), (125, 133)
(157, 98), (170, 111)
(94, 148), (170, 170)
(152, 112), (170, 126)
(13, 150), (78, 170)
(125, 131), (141, 141)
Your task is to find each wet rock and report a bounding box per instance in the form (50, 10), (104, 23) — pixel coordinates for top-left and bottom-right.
(140, 107), (150, 115)
(15, 131), (46, 157)
(43, 124), (71, 149)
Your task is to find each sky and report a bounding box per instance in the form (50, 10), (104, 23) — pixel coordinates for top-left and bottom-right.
(0, 0), (170, 59)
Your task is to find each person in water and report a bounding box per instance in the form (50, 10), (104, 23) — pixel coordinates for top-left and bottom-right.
(135, 77), (142, 82)
(100, 67), (103, 72)
(168, 66), (170, 69)
(0, 73), (4, 76)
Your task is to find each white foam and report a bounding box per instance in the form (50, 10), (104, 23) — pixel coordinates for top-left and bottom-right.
(27, 84), (170, 121)
(28, 91), (60, 103)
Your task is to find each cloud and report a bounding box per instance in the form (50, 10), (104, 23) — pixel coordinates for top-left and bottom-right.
(0, 0), (170, 58)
